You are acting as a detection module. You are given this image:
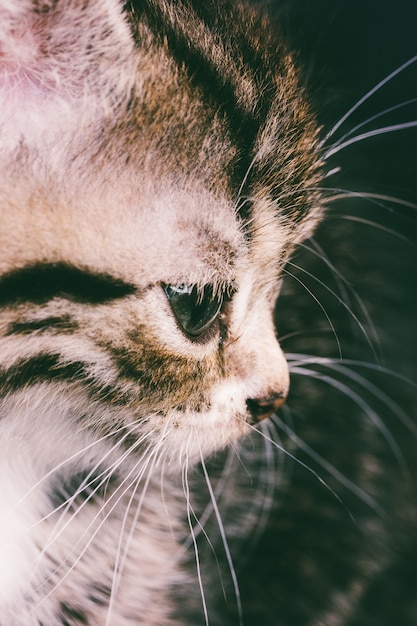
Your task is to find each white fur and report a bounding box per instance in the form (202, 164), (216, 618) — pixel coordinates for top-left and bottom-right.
(0, 0), (321, 623)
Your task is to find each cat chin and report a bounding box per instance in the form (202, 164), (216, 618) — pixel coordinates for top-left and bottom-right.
(164, 412), (250, 468)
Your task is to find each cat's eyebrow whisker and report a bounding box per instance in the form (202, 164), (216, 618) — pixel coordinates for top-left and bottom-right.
(321, 188), (417, 212)
(282, 267), (343, 358)
(334, 215), (417, 246)
(327, 96), (417, 151)
(284, 260), (378, 359)
(323, 119), (417, 160)
(234, 153), (259, 207)
(321, 188), (417, 243)
(295, 238), (379, 348)
(321, 53), (417, 143)
(198, 437), (244, 626)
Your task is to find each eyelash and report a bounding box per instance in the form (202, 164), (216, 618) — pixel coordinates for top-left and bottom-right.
(163, 283), (228, 342)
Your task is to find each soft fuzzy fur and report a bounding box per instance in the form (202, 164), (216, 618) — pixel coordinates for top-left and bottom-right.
(1, 1), (416, 625)
(0, 1), (323, 624)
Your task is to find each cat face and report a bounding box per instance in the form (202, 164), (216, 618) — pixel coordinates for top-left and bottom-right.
(0, 0), (323, 468)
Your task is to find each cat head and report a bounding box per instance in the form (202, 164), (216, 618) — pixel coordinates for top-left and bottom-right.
(0, 0), (323, 467)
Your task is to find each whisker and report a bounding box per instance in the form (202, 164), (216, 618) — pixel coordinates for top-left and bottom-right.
(272, 409), (385, 515)
(322, 53), (417, 142)
(106, 449), (162, 626)
(330, 96), (417, 147)
(245, 420), (280, 543)
(108, 421), (177, 611)
(286, 353), (417, 436)
(239, 418), (360, 522)
(285, 260), (378, 358)
(198, 438), (243, 626)
(283, 268), (342, 358)
(32, 433), (164, 612)
(6, 421), (133, 519)
(182, 444), (238, 551)
(324, 120), (417, 160)
(321, 189), (417, 212)
(288, 365), (408, 479)
(32, 426), (155, 558)
(183, 440), (210, 626)
(295, 238), (379, 348)
(234, 153), (259, 208)
(335, 215), (417, 245)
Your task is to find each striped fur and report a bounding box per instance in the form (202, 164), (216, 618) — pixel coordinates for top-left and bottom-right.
(0, 1), (324, 624)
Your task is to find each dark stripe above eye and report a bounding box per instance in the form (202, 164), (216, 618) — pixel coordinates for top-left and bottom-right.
(0, 262), (136, 307)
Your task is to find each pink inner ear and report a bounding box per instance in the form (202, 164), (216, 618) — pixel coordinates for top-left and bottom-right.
(0, 25), (51, 103)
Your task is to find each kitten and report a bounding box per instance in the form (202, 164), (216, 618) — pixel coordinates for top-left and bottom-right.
(0, 1), (323, 624)
(1, 1), (416, 625)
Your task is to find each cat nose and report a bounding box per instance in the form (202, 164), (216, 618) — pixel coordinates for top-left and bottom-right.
(246, 392), (286, 422)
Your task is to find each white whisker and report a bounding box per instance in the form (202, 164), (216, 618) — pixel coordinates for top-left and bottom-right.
(285, 259), (378, 357)
(288, 365), (408, 477)
(336, 215), (417, 245)
(324, 120), (417, 160)
(290, 240), (380, 348)
(182, 445), (238, 551)
(322, 53), (417, 142)
(32, 432), (165, 613)
(32, 427), (155, 560)
(331, 97), (417, 147)
(183, 440), (209, 626)
(283, 267), (343, 357)
(108, 421), (176, 611)
(286, 353), (417, 436)
(273, 409), (384, 515)
(199, 438), (243, 626)
(6, 422), (132, 519)
(106, 449), (162, 626)
(238, 418), (358, 522)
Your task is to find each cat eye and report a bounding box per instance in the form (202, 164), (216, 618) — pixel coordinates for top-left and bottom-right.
(163, 283), (224, 340)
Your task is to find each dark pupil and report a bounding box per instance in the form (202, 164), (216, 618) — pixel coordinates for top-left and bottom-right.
(164, 284), (223, 338)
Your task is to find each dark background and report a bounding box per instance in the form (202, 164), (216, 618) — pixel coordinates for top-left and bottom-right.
(208, 2), (417, 625)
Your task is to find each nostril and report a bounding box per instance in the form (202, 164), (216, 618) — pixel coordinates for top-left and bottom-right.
(246, 393), (286, 422)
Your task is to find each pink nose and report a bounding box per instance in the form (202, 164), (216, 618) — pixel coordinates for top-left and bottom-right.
(246, 393), (286, 422)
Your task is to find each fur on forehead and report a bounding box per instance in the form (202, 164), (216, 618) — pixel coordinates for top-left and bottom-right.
(0, 173), (247, 291)
(125, 180), (248, 289)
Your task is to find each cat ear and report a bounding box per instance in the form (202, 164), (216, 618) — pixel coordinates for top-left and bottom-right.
(0, 0), (134, 110)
